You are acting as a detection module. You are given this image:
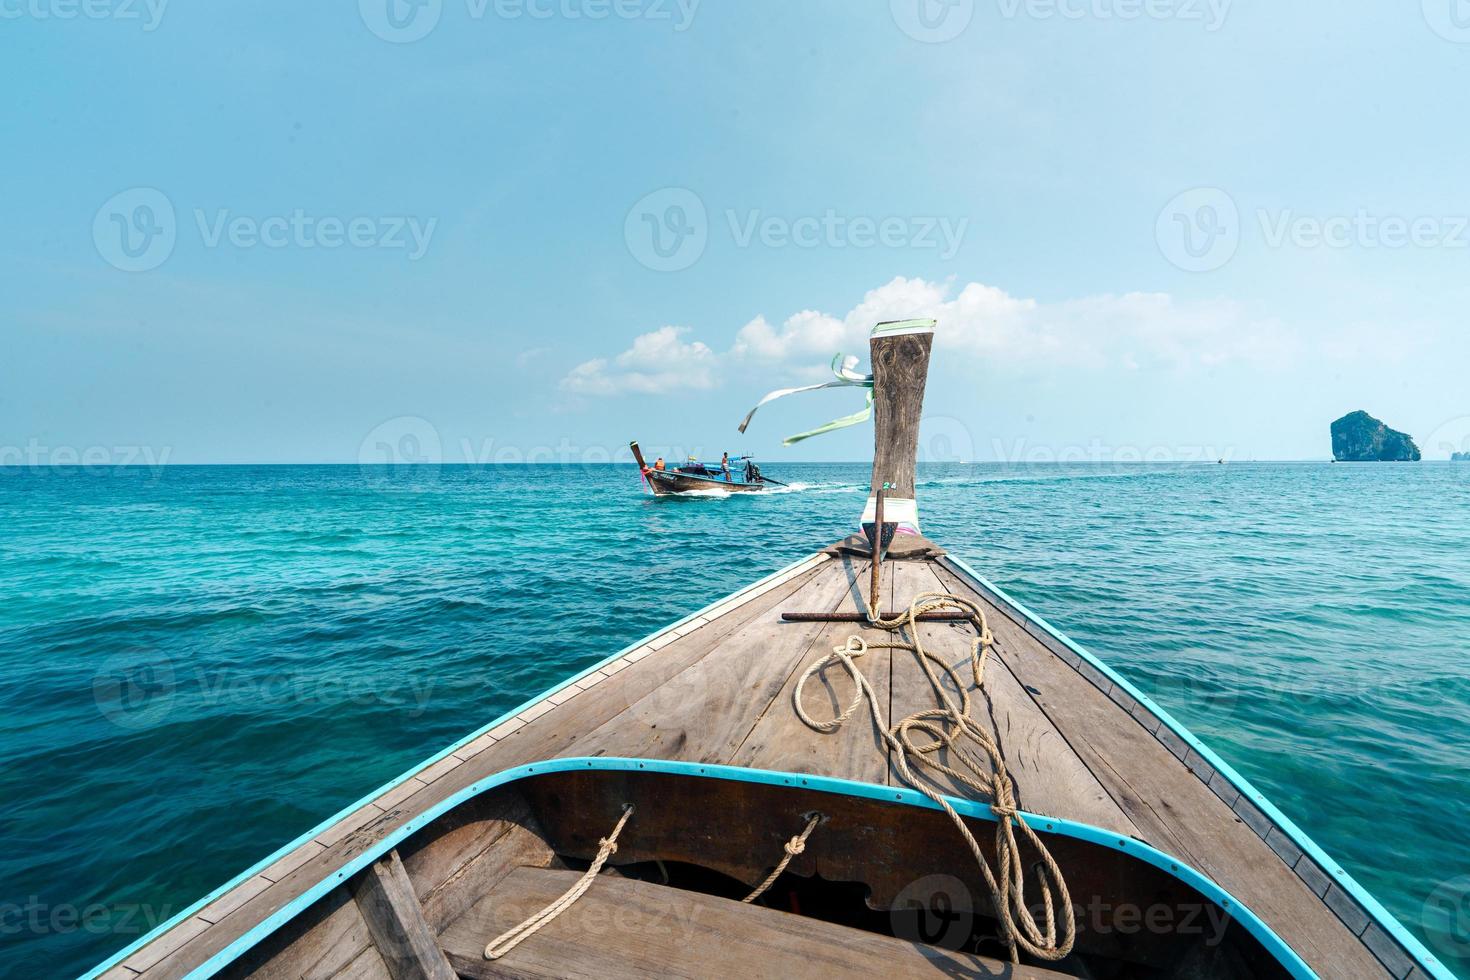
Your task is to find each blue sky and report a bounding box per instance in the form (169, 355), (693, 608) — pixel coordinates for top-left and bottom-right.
(6, 0), (1470, 464)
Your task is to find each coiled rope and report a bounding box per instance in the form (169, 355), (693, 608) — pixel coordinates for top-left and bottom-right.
(792, 591), (1076, 963)
(484, 804), (634, 960)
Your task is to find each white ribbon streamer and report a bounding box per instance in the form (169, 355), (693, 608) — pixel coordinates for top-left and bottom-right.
(737, 353), (874, 444)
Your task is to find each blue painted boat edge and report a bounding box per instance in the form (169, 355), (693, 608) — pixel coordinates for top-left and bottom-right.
(76, 551), (826, 980)
(164, 757), (1317, 979)
(941, 553), (1452, 980)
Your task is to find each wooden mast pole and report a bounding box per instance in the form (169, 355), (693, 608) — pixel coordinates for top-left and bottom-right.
(782, 318), (947, 624)
(865, 319), (935, 536)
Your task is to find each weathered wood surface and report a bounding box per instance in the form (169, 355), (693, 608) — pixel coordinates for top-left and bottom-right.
(568, 558), (862, 765)
(349, 850), (455, 980)
(123, 552), (1395, 979)
(217, 888), (390, 980)
(930, 562), (1390, 980)
(868, 326), (933, 500)
(886, 561), (1138, 839)
(439, 865), (1074, 980)
(399, 795), (554, 932)
(727, 557), (894, 780)
(127, 558), (830, 977)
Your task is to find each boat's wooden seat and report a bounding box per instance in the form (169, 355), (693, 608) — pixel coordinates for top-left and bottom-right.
(438, 865), (1079, 980)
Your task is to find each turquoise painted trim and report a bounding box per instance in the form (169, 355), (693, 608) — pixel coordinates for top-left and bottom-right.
(77, 551), (826, 980)
(942, 554), (1453, 980)
(153, 758), (1312, 979)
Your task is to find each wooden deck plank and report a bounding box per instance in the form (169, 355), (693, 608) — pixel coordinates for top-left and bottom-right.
(727, 558), (895, 782)
(569, 558), (861, 766)
(931, 563), (1388, 979)
(884, 561), (1139, 839)
(349, 850), (455, 980)
(216, 887), (389, 980)
(133, 561), (827, 978)
(439, 866), (1073, 980)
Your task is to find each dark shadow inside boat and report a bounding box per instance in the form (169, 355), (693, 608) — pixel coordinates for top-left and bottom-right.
(220, 766), (1294, 980)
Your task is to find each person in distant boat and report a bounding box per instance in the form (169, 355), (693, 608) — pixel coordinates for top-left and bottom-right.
(721, 452), (732, 481)
(653, 457), (665, 470)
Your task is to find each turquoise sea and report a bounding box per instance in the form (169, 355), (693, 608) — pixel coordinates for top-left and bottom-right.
(2, 462), (1468, 978)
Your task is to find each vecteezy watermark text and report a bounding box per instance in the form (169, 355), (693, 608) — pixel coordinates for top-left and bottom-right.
(1257, 209), (1470, 251)
(92, 650), (443, 730)
(194, 209), (436, 259)
(93, 188), (437, 272)
(358, 0), (699, 43)
(889, 0), (1230, 43)
(1157, 187), (1470, 272)
(996, 0), (1231, 30)
(0, 440), (172, 475)
(991, 436), (1233, 464)
(0, 0), (167, 30)
(624, 187), (969, 272)
(727, 210), (968, 259)
(0, 897), (177, 936)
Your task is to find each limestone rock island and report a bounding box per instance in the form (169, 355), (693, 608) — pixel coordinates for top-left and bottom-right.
(1331, 411), (1421, 462)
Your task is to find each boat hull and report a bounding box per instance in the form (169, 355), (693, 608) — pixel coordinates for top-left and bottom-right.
(646, 469), (764, 495)
(81, 549), (1449, 980)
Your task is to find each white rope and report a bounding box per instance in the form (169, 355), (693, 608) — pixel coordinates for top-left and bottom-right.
(741, 813), (821, 904)
(793, 591), (1076, 963)
(483, 804), (634, 960)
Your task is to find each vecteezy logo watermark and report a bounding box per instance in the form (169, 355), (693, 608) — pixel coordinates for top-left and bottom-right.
(93, 188), (438, 270)
(358, 415), (444, 481)
(890, 0), (974, 43)
(359, 0), (699, 43)
(624, 187), (969, 271)
(1422, 0), (1470, 43)
(93, 187), (176, 273)
(1148, 667), (1239, 726)
(0, 0), (169, 31)
(1424, 415), (1470, 461)
(625, 187), (708, 272)
(1156, 187), (1239, 273)
(918, 415), (977, 464)
(890, 875), (974, 950)
(1422, 875), (1470, 961)
(92, 650), (177, 730)
(358, 0), (442, 43)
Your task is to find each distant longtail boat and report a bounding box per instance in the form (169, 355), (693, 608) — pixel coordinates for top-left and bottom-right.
(628, 442), (772, 495)
(83, 320), (1450, 980)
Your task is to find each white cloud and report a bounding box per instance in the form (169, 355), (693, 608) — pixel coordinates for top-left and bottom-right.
(831, 277), (1292, 371)
(559, 326), (717, 396)
(560, 277), (1291, 396)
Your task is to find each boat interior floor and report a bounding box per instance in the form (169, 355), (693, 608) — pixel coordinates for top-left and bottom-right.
(441, 866), (1073, 980)
(221, 768), (1288, 980)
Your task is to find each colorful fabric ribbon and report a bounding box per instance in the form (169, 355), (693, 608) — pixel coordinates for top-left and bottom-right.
(737, 353), (874, 446)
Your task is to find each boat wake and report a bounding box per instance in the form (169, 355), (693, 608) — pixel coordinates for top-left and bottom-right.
(760, 481), (816, 495)
(663, 487), (733, 499)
